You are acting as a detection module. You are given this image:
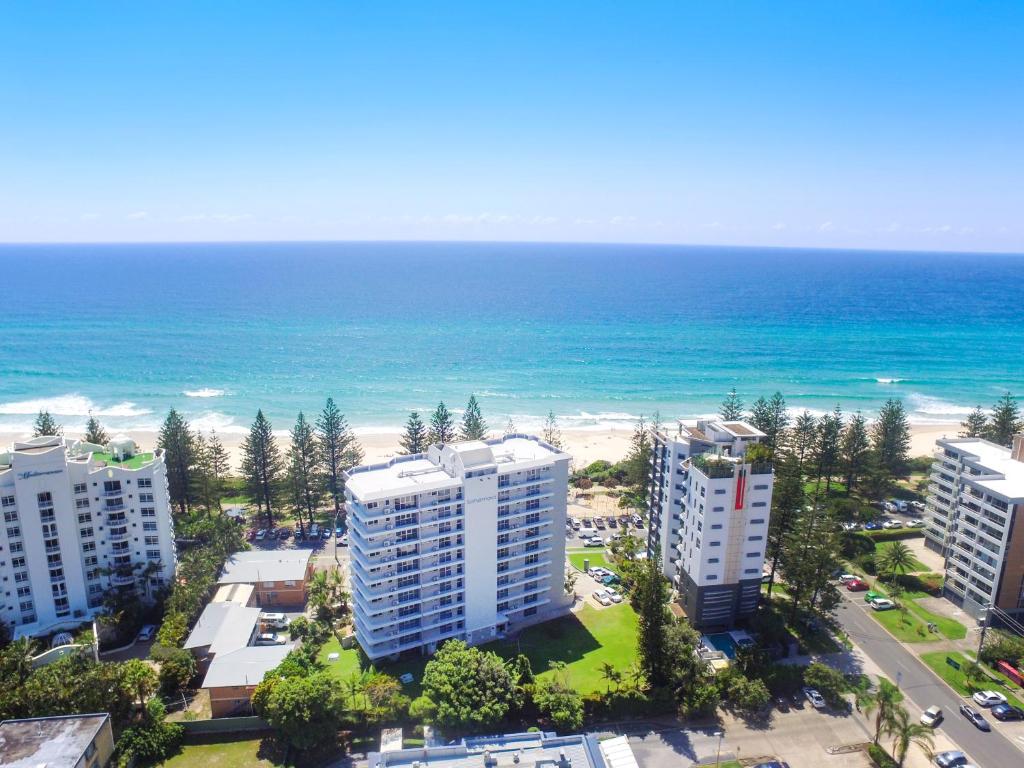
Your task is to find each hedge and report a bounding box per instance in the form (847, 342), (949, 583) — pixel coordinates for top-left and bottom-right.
(868, 743), (898, 768)
(860, 529), (925, 543)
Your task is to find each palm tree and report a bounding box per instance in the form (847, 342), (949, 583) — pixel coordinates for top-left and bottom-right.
(600, 662), (622, 694)
(884, 705), (934, 767)
(879, 541), (915, 584)
(861, 678), (904, 744)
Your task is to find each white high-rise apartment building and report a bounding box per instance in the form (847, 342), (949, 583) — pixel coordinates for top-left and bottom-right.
(0, 436), (176, 638)
(647, 419), (774, 629)
(344, 434), (571, 662)
(925, 435), (1024, 619)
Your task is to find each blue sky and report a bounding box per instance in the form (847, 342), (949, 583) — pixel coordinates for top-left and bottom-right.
(1, 1), (1022, 251)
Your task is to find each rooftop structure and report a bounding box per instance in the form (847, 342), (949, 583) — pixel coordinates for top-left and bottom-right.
(202, 644), (292, 689)
(0, 713), (114, 768)
(925, 434), (1024, 619)
(646, 418), (774, 629)
(367, 730), (617, 768)
(218, 548), (313, 584)
(0, 436), (176, 639)
(345, 434), (572, 661)
(184, 602), (262, 655)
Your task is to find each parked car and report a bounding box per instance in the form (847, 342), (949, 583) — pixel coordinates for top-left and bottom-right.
(338, 533), (348, 546)
(863, 521), (883, 531)
(991, 703), (1024, 721)
(260, 612), (289, 629)
(582, 518), (594, 529)
(870, 598), (896, 611)
(802, 687), (826, 709)
(774, 695), (789, 711)
(607, 517), (618, 528)
(335, 526), (344, 537)
(910, 500), (926, 512)
(594, 518), (607, 530)
(846, 579), (868, 592)
(883, 501), (897, 513)
(255, 632), (287, 646)
(255, 529), (267, 540)
(310, 523), (320, 538)
(631, 514), (644, 527)
(865, 590), (883, 603)
(571, 519), (582, 530)
(959, 703), (990, 731)
(841, 521), (859, 531)
(838, 573), (859, 583)
(909, 520), (926, 528)
(584, 536), (604, 547)
(321, 527), (331, 539)
(882, 520), (904, 529)
(933, 751), (969, 768)
(972, 690), (1007, 708)
(920, 705), (943, 727)
(136, 624), (156, 642)
(607, 589), (623, 603)
(592, 590), (612, 606)
(277, 527), (291, 539)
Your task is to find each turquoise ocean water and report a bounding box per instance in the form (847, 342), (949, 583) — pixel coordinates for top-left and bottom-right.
(1, 242), (1022, 436)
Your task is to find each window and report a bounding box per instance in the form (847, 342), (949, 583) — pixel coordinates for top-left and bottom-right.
(37, 491), (53, 507)
(3, 510), (17, 523)
(750, 518), (765, 525)
(80, 527), (94, 539)
(700, 486), (706, 497)
(9, 540), (22, 553)
(74, 483), (88, 494)
(147, 549), (162, 559)
(752, 501), (767, 507)
(84, 554), (98, 566)
(77, 511), (92, 523)
(711, 523), (723, 530)
(744, 568), (759, 574)
(0, 495), (14, 507)
(19, 600), (34, 612)
(709, 541), (721, 547)
(17, 586), (31, 598)
(6, 526), (20, 539)
(141, 507), (155, 517)
(706, 575), (718, 581)
(712, 506), (724, 512)
(136, 478), (152, 488)
(138, 493), (154, 503)
(714, 488), (726, 495)
(746, 551), (761, 558)
(143, 522), (157, 531)
(753, 484), (769, 490)
(76, 498), (90, 510)
(747, 535), (763, 541)
(11, 556), (26, 569)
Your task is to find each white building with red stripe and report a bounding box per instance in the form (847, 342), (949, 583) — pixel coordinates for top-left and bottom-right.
(646, 419), (774, 629)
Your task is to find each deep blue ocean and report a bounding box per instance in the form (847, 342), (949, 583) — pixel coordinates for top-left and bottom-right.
(1, 242), (1023, 436)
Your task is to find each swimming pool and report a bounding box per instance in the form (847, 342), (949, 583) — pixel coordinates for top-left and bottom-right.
(704, 632), (738, 659)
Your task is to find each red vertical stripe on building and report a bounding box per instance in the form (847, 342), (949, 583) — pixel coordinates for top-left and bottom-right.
(735, 468), (746, 509)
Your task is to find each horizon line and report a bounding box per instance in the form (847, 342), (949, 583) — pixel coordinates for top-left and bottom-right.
(0, 237), (1021, 258)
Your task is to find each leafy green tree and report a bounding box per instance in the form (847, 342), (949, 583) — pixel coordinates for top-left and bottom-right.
(362, 671), (411, 724)
(206, 430), (231, 495)
(789, 410), (818, 474)
(158, 409), (197, 515)
(780, 499), (842, 621)
(841, 412), (871, 491)
(459, 394), (487, 440)
(153, 646), (196, 695)
(114, 700), (184, 768)
(83, 413), (109, 445)
(190, 434), (217, 514)
(802, 662), (849, 708)
(814, 406), (844, 490)
(764, 451), (804, 596)
(960, 406), (989, 439)
(253, 672), (346, 752)
(122, 658), (159, 709)
(600, 662), (623, 694)
(885, 704), (934, 767)
(32, 409), (62, 437)
(288, 412), (322, 535)
(429, 401), (456, 444)
(317, 397), (362, 520)
(717, 667), (771, 714)
(872, 399), (911, 476)
(533, 663), (583, 730)
(631, 548), (672, 687)
(720, 387), (744, 420)
(542, 410), (563, 449)
(623, 415), (651, 488)
(241, 409), (284, 531)
(987, 392), (1021, 447)
(749, 391), (789, 452)
(861, 677), (904, 744)
(420, 639), (518, 731)
(399, 411), (428, 454)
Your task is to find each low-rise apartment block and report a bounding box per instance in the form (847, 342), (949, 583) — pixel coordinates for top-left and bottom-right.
(647, 419), (774, 629)
(0, 436), (176, 639)
(345, 434), (571, 662)
(217, 549), (314, 608)
(925, 434), (1024, 619)
(0, 713), (114, 768)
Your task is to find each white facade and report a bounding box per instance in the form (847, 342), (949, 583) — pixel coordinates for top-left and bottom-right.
(925, 435), (1024, 618)
(0, 436), (176, 638)
(647, 419), (774, 628)
(344, 434), (571, 661)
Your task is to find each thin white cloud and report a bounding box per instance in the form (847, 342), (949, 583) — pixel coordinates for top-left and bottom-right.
(771, 222), (786, 231)
(126, 211), (149, 221)
(818, 221), (834, 232)
(177, 213), (252, 223)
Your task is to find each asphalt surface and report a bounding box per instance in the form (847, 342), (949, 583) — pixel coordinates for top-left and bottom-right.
(835, 592), (1023, 768)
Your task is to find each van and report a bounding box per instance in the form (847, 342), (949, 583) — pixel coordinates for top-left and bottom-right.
(261, 612), (289, 630)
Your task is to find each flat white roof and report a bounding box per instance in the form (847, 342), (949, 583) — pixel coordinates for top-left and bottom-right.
(939, 437), (1024, 500)
(218, 549), (312, 584)
(346, 434), (566, 501)
(201, 645), (292, 689)
(183, 603), (261, 654)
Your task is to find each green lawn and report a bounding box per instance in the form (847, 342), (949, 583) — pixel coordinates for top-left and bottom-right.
(870, 604), (942, 643)
(862, 583), (965, 641)
(490, 604), (638, 694)
(920, 651), (1024, 709)
(325, 603), (639, 698)
(567, 549), (616, 573)
(875, 541), (927, 572)
(160, 739), (281, 768)
(92, 451), (154, 469)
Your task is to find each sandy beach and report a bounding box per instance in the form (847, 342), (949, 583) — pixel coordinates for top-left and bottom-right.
(0, 422), (960, 474)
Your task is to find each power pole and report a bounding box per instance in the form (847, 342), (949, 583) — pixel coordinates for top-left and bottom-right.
(976, 603), (990, 660)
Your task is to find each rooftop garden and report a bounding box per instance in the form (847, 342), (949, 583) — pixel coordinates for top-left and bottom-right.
(93, 451), (154, 469)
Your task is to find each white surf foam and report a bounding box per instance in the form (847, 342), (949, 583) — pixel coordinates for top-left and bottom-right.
(183, 388), (226, 398)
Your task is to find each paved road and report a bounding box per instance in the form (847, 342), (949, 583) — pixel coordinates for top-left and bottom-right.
(835, 593), (1023, 768)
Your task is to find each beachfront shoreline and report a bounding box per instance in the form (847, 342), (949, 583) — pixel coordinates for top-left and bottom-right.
(0, 422), (961, 473)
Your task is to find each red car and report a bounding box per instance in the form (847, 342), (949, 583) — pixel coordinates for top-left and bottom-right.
(846, 579), (868, 591)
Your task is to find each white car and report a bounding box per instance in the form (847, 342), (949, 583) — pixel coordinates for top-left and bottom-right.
(592, 590), (612, 606)
(255, 632), (287, 646)
(870, 598), (896, 611)
(920, 705), (943, 727)
(972, 690), (1008, 708)
(260, 612), (289, 630)
(583, 536), (604, 547)
(255, 529), (267, 540)
(882, 520), (904, 529)
(803, 687), (826, 709)
(908, 520), (926, 528)
(841, 522), (859, 531)
(607, 590), (623, 603)
(838, 573), (859, 583)
(136, 624), (156, 642)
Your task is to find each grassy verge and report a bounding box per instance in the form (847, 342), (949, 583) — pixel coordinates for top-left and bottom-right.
(870, 606), (941, 643)
(875, 541), (926, 572)
(920, 651), (1024, 709)
(160, 738), (281, 767)
(567, 550), (616, 573)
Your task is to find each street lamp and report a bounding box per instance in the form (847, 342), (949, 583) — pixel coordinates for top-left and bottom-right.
(714, 730), (724, 768)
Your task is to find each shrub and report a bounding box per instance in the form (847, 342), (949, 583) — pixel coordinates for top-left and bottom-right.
(855, 553), (877, 576)
(863, 529), (924, 543)
(803, 662), (849, 708)
(868, 743), (898, 768)
(841, 532), (876, 559)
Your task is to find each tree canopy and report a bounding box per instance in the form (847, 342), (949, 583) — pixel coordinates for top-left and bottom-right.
(420, 639), (518, 731)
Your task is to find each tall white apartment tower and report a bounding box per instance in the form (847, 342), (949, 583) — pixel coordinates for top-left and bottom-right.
(344, 434), (571, 662)
(925, 434), (1024, 620)
(0, 436), (177, 638)
(646, 419), (774, 629)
